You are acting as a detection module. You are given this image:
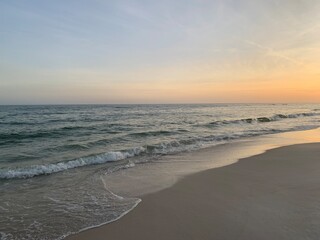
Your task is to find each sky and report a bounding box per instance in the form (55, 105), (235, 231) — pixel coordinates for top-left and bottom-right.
(0, 0), (320, 104)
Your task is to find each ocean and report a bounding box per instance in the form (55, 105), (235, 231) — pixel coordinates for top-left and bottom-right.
(1, 104), (320, 240)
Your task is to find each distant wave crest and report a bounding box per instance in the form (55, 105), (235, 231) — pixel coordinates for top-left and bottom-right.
(206, 112), (318, 126)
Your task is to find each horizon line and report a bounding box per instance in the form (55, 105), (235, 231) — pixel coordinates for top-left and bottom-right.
(1, 102), (319, 106)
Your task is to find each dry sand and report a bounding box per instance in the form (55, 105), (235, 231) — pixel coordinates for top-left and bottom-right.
(67, 143), (320, 240)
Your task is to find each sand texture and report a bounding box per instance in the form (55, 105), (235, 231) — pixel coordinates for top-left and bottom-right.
(67, 143), (320, 240)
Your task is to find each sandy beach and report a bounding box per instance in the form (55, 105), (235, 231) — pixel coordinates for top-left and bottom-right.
(67, 142), (320, 240)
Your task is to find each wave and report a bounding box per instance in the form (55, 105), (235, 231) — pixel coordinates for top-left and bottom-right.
(2, 125), (319, 180)
(128, 130), (175, 137)
(206, 112), (319, 126)
(0, 131), (62, 144)
(0, 147), (145, 179)
(1, 111), (317, 145)
(1, 110), (319, 180)
(2, 124), (318, 180)
(0, 125), (96, 145)
(0, 131), (244, 180)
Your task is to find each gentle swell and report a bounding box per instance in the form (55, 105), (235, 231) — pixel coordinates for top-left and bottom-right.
(1, 111), (318, 180)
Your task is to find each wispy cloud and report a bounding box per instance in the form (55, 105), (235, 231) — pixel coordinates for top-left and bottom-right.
(1, 0), (320, 103)
(244, 40), (304, 65)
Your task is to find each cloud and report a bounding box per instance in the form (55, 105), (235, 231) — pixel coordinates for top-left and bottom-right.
(244, 40), (304, 65)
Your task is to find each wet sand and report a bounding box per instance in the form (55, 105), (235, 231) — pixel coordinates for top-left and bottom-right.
(67, 143), (320, 240)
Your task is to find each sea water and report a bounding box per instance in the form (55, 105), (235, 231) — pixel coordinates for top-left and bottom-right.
(1, 104), (320, 239)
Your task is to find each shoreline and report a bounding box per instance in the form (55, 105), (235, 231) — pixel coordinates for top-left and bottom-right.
(67, 140), (320, 240)
(98, 127), (320, 198)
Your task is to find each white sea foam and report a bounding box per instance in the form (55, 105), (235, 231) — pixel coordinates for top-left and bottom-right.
(57, 198), (142, 240)
(0, 147), (145, 179)
(55, 176), (142, 240)
(0, 122), (317, 179)
(0, 232), (11, 240)
(1, 105), (320, 240)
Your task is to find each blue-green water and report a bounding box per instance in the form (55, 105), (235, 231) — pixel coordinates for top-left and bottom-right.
(1, 104), (320, 239)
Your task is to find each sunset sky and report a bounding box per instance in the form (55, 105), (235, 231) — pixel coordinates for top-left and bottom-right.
(1, 0), (320, 104)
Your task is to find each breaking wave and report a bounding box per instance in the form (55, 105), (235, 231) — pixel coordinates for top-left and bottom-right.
(206, 112), (319, 126)
(0, 147), (145, 179)
(1, 121), (318, 180)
